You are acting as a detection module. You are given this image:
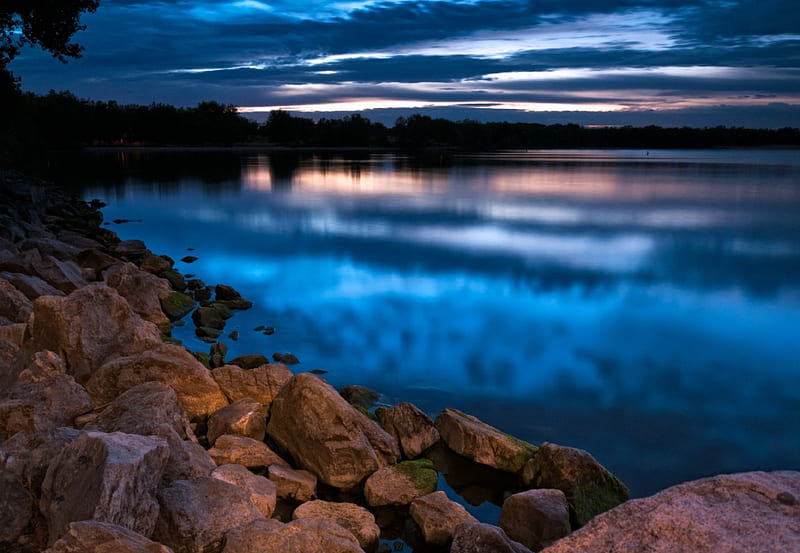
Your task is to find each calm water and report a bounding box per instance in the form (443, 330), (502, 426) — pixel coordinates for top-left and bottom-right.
(57, 149), (800, 520)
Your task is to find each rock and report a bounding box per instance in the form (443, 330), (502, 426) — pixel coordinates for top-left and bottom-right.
(228, 354), (270, 370)
(154, 427), (216, 485)
(499, 489), (570, 551)
(180, 255), (198, 264)
(272, 352), (299, 364)
(521, 442), (628, 527)
(364, 459), (438, 506)
(141, 253), (173, 275)
(268, 464), (317, 502)
(41, 431), (169, 544)
(223, 517), (363, 553)
(0, 322), (25, 346)
(376, 402), (441, 459)
(207, 398), (267, 445)
(208, 302), (233, 319)
(84, 344), (229, 421)
(43, 520), (173, 553)
(208, 434), (290, 469)
(451, 523), (532, 553)
(209, 342), (227, 368)
(56, 230), (102, 250)
(211, 363), (292, 406)
(105, 262), (172, 329)
(195, 326), (222, 341)
(0, 271), (64, 299)
(541, 471), (800, 553)
(0, 338), (22, 391)
(193, 287), (212, 302)
(0, 276), (33, 322)
(19, 237), (82, 260)
(85, 381), (194, 440)
(153, 477), (264, 553)
(293, 500), (378, 552)
(435, 408), (537, 473)
(0, 473), (33, 546)
(267, 373), (400, 489)
(214, 284), (241, 301)
(160, 292), (195, 321)
(192, 306), (225, 330)
(161, 269), (186, 292)
(340, 385), (381, 409)
(187, 279), (205, 291)
(115, 239), (148, 259)
(32, 255), (87, 293)
(26, 284), (162, 384)
(220, 298), (252, 310)
(409, 491), (479, 546)
(211, 464), (277, 517)
(76, 248), (120, 279)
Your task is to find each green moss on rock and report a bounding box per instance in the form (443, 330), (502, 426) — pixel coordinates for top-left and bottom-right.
(396, 459), (438, 493)
(160, 292), (195, 321)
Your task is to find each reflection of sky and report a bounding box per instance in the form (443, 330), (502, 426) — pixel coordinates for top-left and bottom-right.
(82, 150), (800, 502)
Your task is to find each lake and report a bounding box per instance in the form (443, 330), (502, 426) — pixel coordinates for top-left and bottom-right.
(54, 148), (800, 522)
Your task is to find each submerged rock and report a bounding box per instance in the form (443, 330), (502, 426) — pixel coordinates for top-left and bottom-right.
(340, 385), (381, 409)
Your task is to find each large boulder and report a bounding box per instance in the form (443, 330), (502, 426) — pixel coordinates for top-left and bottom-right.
(293, 500), (380, 552)
(268, 464), (317, 502)
(267, 373), (400, 488)
(0, 427), (81, 499)
(451, 523), (532, 553)
(18, 237), (82, 260)
(26, 284), (162, 384)
(522, 442), (628, 527)
(222, 517), (363, 553)
(435, 408), (537, 473)
(41, 431), (170, 544)
(499, 489), (571, 551)
(44, 521), (173, 553)
(84, 344), (229, 421)
(0, 276), (33, 323)
(105, 262), (172, 329)
(364, 459), (438, 506)
(376, 402), (441, 459)
(211, 363), (292, 406)
(541, 471), (800, 553)
(409, 491), (479, 546)
(211, 464), (277, 517)
(32, 255), (87, 293)
(160, 292), (195, 321)
(153, 427), (216, 485)
(207, 398), (267, 445)
(208, 434), (289, 469)
(0, 322), (25, 346)
(153, 477), (265, 553)
(1, 271), (65, 300)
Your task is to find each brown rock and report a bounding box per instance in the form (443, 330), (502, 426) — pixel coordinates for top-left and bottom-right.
(56, 230), (102, 250)
(32, 255), (87, 293)
(499, 489), (570, 551)
(207, 398), (267, 445)
(41, 431), (170, 544)
(0, 338), (22, 391)
(0, 427), (81, 499)
(376, 402), (440, 459)
(141, 253), (173, 275)
(44, 520), (173, 553)
(435, 408), (537, 473)
(364, 459), (438, 506)
(0, 271), (65, 300)
(267, 373), (400, 488)
(19, 237), (82, 261)
(541, 471), (800, 553)
(105, 262), (172, 329)
(409, 491), (479, 546)
(340, 385), (380, 409)
(76, 248), (120, 279)
(268, 464), (317, 502)
(0, 322), (25, 346)
(0, 473), (33, 546)
(211, 464), (277, 517)
(227, 354), (270, 370)
(451, 523), (532, 553)
(214, 284), (241, 301)
(153, 426), (216, 485)
(293, 499), (380, 552)
(160, 292), (195, 321)
(521, 442), (628, 527)
(222, 517), (363, 553)
(0, 276), (33, 322)
(211, 363), (292, 406)
(208, 434), (289, 469)
(115, 239), (148, 260)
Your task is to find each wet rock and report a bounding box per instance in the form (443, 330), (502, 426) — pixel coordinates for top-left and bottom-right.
(293, 499), (380, 552)
(451, 523), (532, 553)
(228, 354), (270, 370)
(32, 255), (87, 293)
(522, 442), (628, 527)
(153, 477), (264, 553)
(223, 517), (363, 553)
(41, 431), (169, 544)
(267, 373), (400, 488)
(340, 385), (381, 409)
(207, 398), (267, 445)
(141, 253), (173, 275)
(181, 256), (198, 264)
(499, 489), (570, 551)
(541, 471), (800, 553)
(84, 344), (229, 421)
(0, 271), (64, 300)
(220, 298), (252, 310)
(19, 237), (82, 260)
(187, 279), (205, 291)
(272, 352), (300, 365)
(115, 240), (148, 260)
(435, 408), (537, 473)
(364, 459), (438, 506)
(105, 262), (172, 329)
(209, 302), (233, 319)
(268, 464), (317, 502)
(26, 284), (162, 384)
(0, 276), (33, 322)
(214, 284), (241, 301)
(211, 464), (277, 517)
(0, 473), (33, 546)
(43, 520), (173, 553)
(208, 434), (290, 469)
(376, 402), (441, 459)
(56, 230), (102, 250)
(160, 292), (195, 321)
(160, 269), (186, 292)
(192, 306), (225, 330)
(211, 363), (292, 406)
(75, 248), (120, 280)
(210, 342), (227, 368)
(409, 491), (479, 546)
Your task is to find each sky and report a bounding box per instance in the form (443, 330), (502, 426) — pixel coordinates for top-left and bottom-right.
(10, 0), (800, 127)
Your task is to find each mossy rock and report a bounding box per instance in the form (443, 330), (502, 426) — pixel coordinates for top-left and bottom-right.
(192, 351), (211, 370)
(160, 292), (195, 321)
(396, 459), (438, 493)
(160, 269), (186, 292)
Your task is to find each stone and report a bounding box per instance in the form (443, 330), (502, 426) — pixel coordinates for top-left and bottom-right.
(192, 306), (225, 330)
(364, 459), (438, 506)
(0, 322), (25, 346)
(222, 517), (363, 553)
(540, 471), (800, 553)
(340, 385), (381, 409)
(451, 523), (532, 553)
(435, 408), (537, 473)
(196, 326), (222, 341)
(56, 230), (102, 250)
(153, 477), (264, 553)
(228, 354), (270, 370)
(522, 442), (628, 527)
(409, 491), (479, 546)
(0, 338), (22, 391)
(0, 276), (33, 322)
(76, 248), (121, 279)
(41, 431), (169, 544)
(272, 352), (299, 364)
(0, 271), (64, 299)
(211, 464), (277, 517)
(19, 237), (82, 260)
(32, 255), (87, 293)
(141, 253), (173, 275)
(293, 499), (380, 552)
(0, 473), (33, 545)
(208, 434), (290, 469)
(214, 284), (242, 301)
(209, 342), (227, 368)
(161, 269), (186, 292)
(268, 464), (317, 502)
(105, 262), (172, 329)
(161, 292), (195, 321)
(207, 398), (267, 445)
(84, 344), (229, 421)
(208, 302), (233, 319)
(0, 427), (81, 499)
(154, 426), (216, 485)
(267, 373), (400, 488)
(26, 284), (162, 384)
(499, 489), (571, 551)
(211, 363), (292, 406)
(44, 520), (173, 553)
(376, 402), (441, 459)
(115, 239), (148, 259)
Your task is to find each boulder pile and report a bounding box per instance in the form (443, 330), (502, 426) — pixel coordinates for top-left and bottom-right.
(1, 172), (797, 553)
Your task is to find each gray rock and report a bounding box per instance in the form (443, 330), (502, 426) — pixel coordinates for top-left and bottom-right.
(43, 520), (174, 553)
(409, 491), (479, 546)
(18, 237), (82, 261)
(0, 473), (33, 545)
(0, 276), (33, 323)
(0, 322), (26, 346)
(207, 398), (267, 446)
(376, 402), (441, 459)
(0, 427), (81, 499)
(222, 517), (363, 553)
(451, 523), (532, 553)
(211, 464), (277, 517)
(268, 464), (317, 502)
(364, 459), (438, 506)
(32, 255), (87, 293)
(0, 338), (22, 392)
(211, 363), (292, 407)
(0, 271), (64, 300)
(208, 434), (290, 469)
(105, 262), (172, 329)
(293, 499), (380, 552)
(499, 489), (570, 551)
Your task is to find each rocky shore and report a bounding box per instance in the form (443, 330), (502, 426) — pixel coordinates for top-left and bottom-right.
(1, 171), (798, 553)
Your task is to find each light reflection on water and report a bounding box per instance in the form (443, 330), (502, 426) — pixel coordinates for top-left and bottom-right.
(65, 149), (800, 519)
